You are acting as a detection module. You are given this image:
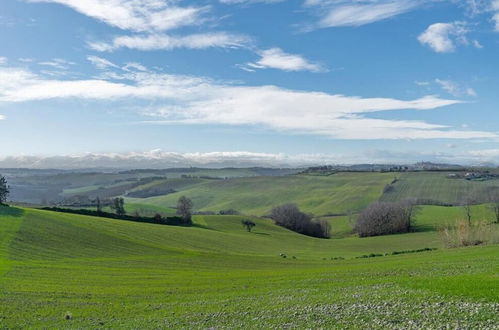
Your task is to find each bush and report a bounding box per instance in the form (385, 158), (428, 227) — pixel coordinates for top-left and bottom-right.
(219, 209), (240, 215)
(439, 220), (499, 248)
(355, 201), (414, 237)
(270, 204), (330, 238)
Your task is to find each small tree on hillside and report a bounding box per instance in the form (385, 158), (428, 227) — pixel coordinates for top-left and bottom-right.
(0, 175), (10, 205)
(461, 195), (475, 225)
(487, 190), (499, 224)
(176, 196), (193, 224)
(110, 197), (126, 216)
(96, 197), (102, 213)
(241, 219), (256, 232)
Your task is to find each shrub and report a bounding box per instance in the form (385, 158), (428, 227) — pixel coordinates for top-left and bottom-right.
(270, 204), (330, 238)
(219, 209), (240, 215)
(439, 220), (499, 248)
(355, 201), (415, 237)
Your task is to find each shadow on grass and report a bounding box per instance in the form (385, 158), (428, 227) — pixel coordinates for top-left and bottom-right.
(252, 232), (270, 236)
(0, 205), (25, 217)
(412, 225), (436, 233)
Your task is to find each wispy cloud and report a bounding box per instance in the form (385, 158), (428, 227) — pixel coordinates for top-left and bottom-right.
(220, 0), (284, 4)
(0, 65), (490, 140)
(27, 0), (208, 33)
(435, 79), (477, 97)
(418, 21), (481, 53)
(87, 55), (119, 70)
(0, 57), (7, 65)
(303, 0), (420, 30)
(38, 58), (75, 70)
(89, 32), (251, 52)
(240, 48), (324, 72)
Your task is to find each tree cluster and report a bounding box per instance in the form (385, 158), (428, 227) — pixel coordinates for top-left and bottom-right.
(270, 204), (330, 239)
(110, 197), (126, 216)
(0, 175), (9, 205)
(354, 201), (417, 237)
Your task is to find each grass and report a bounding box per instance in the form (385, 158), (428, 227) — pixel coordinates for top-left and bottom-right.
(0, 206), (497, 328)
(128, 172), (394, 216)
(380, 172), (499, 205)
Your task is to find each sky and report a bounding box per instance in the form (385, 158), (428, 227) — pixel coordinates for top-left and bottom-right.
(1, 0), (499, 167)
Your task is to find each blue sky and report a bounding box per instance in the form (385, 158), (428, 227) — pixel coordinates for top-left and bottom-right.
(1, 0), (499, 166)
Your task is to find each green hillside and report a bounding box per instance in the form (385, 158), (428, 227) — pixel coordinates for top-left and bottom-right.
(380, 172), (499, 205)
(128, 173), (394, 216)
(0, 206), (498, 328)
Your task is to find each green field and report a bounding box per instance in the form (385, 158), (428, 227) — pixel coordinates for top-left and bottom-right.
(0, 206), (498, 328)
(380, 172), (499, 205)
(128, 173), (394, 216)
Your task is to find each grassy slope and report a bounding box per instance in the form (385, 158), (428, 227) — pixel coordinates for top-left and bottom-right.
(380, 172), (499, 205)
(129, 173), (394, 216)
(0, 207), (498, 328)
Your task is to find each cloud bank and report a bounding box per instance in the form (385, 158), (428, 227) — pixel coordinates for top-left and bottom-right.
(0, 64), (489, 140)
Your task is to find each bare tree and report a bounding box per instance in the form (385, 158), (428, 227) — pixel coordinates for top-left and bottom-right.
(270, 204), (330, 238)
(487, 190), (499, 224)
(0, 175), (10, 205)
(461, 195), (475, 225)
(401, 199), (420, 232)
(176, 196), (193, 224)
(355, 201), (411, 237)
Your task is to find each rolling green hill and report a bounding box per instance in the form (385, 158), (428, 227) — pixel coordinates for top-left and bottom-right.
(0, 206), (498, 328)
(380, 172), (499, 205)
(128, 172), (395, 216)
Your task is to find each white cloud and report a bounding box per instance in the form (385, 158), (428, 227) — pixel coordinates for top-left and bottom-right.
(27, 0), (207, 32)
(417, 22), (480, 53)
(0, 57), (7, 65)
(435, 79), (477, 97)
(89, 32), (250, 52)
(304, 0), (419, 29)
(0, 65), (494, 140)
(493, 12), (499, 31)
(0, 150), (360, 168)
(241, 48), (324, 72)
(0, 114), (5, 120)
(220, 0), (284, 4)
(123, 62), (148, 72)
(38, 58), (75, 70)
(4, 148), (499, 168)
(87, 55), (119, 70)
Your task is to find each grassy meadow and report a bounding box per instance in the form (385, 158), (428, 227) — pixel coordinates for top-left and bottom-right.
(0, 205), (498, 328)
(128, 172), (395, 216)
(380, 172), (499, 205)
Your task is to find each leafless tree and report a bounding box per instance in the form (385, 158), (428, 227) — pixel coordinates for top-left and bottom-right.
(461, 194), (475, 225)
(176, 196), (193, 224)
(270, 204), (330, 238)
(487, 190), (499, 224)
(355, 201), (412, 237)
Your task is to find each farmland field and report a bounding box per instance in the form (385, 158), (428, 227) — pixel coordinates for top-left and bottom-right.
(380, 172), (499, 205)
(0, 206), (498, 328)
(128, 172), (395, 216)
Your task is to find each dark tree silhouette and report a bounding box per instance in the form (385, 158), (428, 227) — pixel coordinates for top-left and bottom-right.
(0, 175), (10, 205)
(110, 197), (126, 216)
(241, 219), (256, 232)
(176, 196), (193, 224)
